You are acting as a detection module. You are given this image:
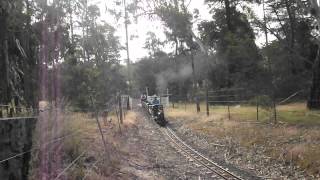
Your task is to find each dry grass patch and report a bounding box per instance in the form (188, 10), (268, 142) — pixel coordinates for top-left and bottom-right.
(123, 111), (138, 126)
(46, 111), (121, 179)
(167, 104), (320, 177)
(169, 102), (320, 125)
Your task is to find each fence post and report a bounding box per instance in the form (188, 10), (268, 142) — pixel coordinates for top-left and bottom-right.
(127, 96), (130, 110)
(9, 104), (13, 117)
(206, 87), (209, 116)
(227, 104), (231, 120)
(115, 109), (122, 134)
(273, 100), (277, 124)
(90, 96), (109, 155)
(103, 111), (108, 126)
(167, 88), (169, 107)
(118, 95), (123, 124)
(256, 98), (259, 121)
(196, 97), (200, 113)
(122, 97), (126, 120)
(0, 106), (2, 118)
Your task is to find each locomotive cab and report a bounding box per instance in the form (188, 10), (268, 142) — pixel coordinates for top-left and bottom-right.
(142, 94), (167, 126)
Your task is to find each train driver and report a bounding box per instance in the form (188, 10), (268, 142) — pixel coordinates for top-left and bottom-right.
(141, 94), (147, 102)
(152, 97), (160, 105)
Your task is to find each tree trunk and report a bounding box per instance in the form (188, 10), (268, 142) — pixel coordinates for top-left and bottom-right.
(124, 0), (131, 92)
(307, 48), (320, 109)
(306, 0), (320, 109)
(24, 0), (35, 107)
(190, 49), (196, 97)
(4, 39), (11, 104)
(285, 0), (295, 49)
(190, 49), (199, 112)
(69, 1), (74, 44)
(285, 0), (298, 74)
(224, 0), (232, 32)
(263, 0), (268, 46)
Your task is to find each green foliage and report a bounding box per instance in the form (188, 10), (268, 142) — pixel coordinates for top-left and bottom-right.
(262, 41), (312, 97)
(156, 3), (192, 41)
(154, 0), (199, 54)
(61, 62), (126, 109)
(56, 1), (127, 109)
(0, 0), (38, 106)
(199, 5), (266, 92)
(144, 31), (164, 57)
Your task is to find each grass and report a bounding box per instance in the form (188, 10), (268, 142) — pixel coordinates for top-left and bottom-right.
(168, 102), (320, 125)
(62, 111), (123, 179)
(166, 102), (320, 176)
(62, 110), (139, 179)
(277, 103), (320, 125)
(28, 109), (123, 179)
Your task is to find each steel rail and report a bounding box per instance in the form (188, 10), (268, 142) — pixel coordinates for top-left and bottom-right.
(165, 127), (243, 180)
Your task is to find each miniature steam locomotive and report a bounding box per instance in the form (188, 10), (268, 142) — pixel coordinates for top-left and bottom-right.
(141, 95), (167, 126)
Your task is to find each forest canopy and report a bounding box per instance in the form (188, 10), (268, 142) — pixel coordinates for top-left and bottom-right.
(0, 0), (320, 109)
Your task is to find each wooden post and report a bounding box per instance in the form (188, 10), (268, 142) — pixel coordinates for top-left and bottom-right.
(90, 96), (109, 155)
(9, 105), (13, 117)
(6, 105), (9, 116)
(122, 96), (126, 119)
(196, 97), (200, 113)
(118, 95), (123, 124)
(256, 98), (259, 121)
(127, 96), (130, 110)
(14, 97), (20, 113)
(273, 100), (277, 124)
(103, 111), (108, 126)
(123, 108), (126, 120)
(0, 106), (3, 118)
(115, 109), (122, 134)
(227, 104), (231, 120)
(206, 87), (209, 116)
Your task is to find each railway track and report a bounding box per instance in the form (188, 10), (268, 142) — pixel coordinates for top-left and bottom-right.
(164, 126), (243, 180)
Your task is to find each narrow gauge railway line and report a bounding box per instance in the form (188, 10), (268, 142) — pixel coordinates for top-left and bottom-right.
(140, 97), (243, 179)
(163, 126), (243, 180)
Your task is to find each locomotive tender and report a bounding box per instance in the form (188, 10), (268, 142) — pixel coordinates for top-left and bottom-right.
(141, 95), (167, 126)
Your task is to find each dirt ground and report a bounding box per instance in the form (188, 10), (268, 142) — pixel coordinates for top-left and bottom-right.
(73, 105), (203, 179)
(116, 109), (203, 179)
(100, 105), (213, 179)
(75, 101), (259, 180)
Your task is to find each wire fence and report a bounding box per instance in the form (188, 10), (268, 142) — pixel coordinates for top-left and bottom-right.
(0, 93), (132, 179)
(169, 89), (320, 124)
(0, 94), (133, 118)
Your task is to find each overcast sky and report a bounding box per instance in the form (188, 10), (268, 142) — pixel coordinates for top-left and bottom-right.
(89, 0), (268, 63)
